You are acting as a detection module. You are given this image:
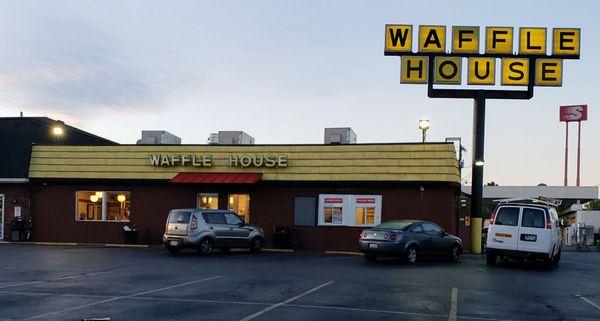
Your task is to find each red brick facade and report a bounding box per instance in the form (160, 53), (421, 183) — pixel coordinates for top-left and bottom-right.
(30, 182), (458, 251)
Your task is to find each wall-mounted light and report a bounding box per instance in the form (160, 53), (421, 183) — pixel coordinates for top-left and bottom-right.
(418, 119), (430, 143)
(95, 191), (103, 198)
(117, 195), (126, 202)
(90, 195), (99, 202)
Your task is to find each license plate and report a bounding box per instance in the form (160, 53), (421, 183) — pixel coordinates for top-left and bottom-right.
(169, 240), (180, 246)
(369, 243), (378, 249)
(520, 234), (537, 242)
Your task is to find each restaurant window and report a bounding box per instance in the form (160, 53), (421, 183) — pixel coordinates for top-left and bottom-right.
(198, 193), (218, 210)
(318, 194), (382, 227)
(76, 191), (131, 222)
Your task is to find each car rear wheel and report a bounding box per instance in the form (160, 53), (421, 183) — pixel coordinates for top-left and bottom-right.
(166, 245), (181, 254)
(197, 238), (214, 256)
(405, 246), (418, 264)
(249, 237), (263, 254)
(364, 254), (377, 262)
(450, 244), (461, 262)
(486, 253), (497, 265)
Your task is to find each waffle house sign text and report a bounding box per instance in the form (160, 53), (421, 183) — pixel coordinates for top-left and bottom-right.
(385, 25), (580, 86)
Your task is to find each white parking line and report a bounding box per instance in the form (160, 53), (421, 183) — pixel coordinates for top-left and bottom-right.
(239, 280), (334, 321)
(0, 270), (113, 289)
(449, 287), (458, 321)
(23, 275), (223, 320)
(578, 295), (600, 311)
(0, 280), (45, 289)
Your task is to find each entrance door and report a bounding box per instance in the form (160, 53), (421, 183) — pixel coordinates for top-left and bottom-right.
(228, 194), (250, 223)
(0, 194), (4, 240)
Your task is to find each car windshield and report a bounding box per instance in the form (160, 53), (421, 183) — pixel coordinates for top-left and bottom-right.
(373, 221), (413, 230)
(169, 211), (192, 223)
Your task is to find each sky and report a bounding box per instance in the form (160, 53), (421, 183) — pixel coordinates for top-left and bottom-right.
(0, 0), (598, 186)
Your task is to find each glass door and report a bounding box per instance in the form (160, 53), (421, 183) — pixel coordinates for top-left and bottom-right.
(0, 194), (4, 240)
(228, 194), (250, 223)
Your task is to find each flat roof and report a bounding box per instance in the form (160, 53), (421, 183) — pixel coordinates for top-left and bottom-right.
(461, 186), (599, 200)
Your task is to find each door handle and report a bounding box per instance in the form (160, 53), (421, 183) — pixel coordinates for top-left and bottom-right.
(209, 227), (214, 230)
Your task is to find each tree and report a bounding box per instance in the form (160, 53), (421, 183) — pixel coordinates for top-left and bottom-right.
(587, 199), (600, 210)
(485, 181), (498, 186)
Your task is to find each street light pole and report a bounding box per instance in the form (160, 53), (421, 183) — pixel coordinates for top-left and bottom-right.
(470, 91), (486, 254)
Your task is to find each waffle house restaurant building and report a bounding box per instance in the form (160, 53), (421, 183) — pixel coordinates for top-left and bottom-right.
(28, 143), (460, 251)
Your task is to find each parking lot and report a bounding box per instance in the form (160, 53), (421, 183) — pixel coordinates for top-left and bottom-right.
(0, 245), (599, 321)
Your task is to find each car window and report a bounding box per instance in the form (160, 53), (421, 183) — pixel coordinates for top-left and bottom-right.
(169, 211), (191, 223)
(374, 221), (413, 230)
(422, 223), (442, 235)
(202, 212), (227, 224)
(495, 207), (519, 226)
(521, 208), (546, 228)
(224, 212), (243, 225)
(411, 224), (424, 233)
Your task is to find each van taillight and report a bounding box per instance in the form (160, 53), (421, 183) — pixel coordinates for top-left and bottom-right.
(190, 216), (198, 230)
(489, 211), (496, 225)
(546, 213), (552, 229)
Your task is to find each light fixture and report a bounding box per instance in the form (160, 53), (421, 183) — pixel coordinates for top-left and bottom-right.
(95, 191), (103, 198)
(90, 195), (99, 202)
(229, 196), (234, 205)
(51, 126), (64, 136)
(117, 194), (126, 202)
(475, 160), (485, 166)
(418, 119), (430, 143)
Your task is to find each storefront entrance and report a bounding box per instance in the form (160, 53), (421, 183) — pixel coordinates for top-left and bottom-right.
(0, 194), (4, 240)
(229, 194), (250, 223)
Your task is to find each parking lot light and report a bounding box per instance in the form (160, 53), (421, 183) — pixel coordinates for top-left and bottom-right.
(419, 119), (430, 143)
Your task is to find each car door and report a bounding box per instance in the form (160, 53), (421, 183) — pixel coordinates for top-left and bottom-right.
(422, 223), (446, 255)
(489, 206), (521, 251)
(517, 207), (551, 254)
(224, 212), (251, 247)
(409, 224), (433, 255)
(202, 212), (234, 247)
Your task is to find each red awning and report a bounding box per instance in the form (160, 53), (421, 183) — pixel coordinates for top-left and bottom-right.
(169, 172), (262, 184)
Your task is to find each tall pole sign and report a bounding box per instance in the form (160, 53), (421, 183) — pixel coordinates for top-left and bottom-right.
(560, 104), (588, 186)
(385, 25), (581, 254)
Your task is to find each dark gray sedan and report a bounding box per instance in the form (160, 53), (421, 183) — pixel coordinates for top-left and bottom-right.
(358, 220), (462, 263)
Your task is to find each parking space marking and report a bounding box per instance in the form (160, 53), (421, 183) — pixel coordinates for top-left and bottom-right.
(449, 287), (458, 321)
(578, 295), (600, 311)
(23, 275), (223, 320)
(0, 270), (113, 290)
(0, 280), (45, 289)
(316, 256), (357, 261)
(239, 280), (334, 321)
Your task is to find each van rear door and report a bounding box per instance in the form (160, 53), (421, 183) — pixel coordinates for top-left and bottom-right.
(489, 206), (520, 251)
(167, 210), (192, 236)
(517, 207), (551, 254)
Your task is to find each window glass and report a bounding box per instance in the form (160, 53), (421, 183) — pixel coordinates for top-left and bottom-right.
(203, 212), (227, 224)
(422, 223), (442, 234)
(76, 191), (130, 222)
(324, 206), (343, 224)
(355, 207), (376, 225)
(229, 194), (250, 223)
(521, 208), (546, 228)
(411, 224), (424, 233)
(106, 192), (131, 221)
(495, 207), (520, 226)
(169, 211), (192, 223)
(224, 212), (243, 225)
(198, 193), (218, 210)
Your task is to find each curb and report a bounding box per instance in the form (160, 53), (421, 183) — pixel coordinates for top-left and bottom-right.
(324, 250), (363, 256)
(262, 248), (294, 253)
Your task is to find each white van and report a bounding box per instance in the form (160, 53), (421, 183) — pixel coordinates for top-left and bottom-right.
(486, 198), (561, 269)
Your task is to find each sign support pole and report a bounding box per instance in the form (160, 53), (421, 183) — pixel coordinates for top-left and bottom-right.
(564, 122), (569, 186)
(470, 91), (486, 254)
(576, 120), (581, 186)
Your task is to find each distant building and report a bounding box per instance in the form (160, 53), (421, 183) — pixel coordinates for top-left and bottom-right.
(0, 117), (116, 240)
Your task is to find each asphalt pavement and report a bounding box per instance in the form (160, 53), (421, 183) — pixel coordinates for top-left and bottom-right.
(0, 245), (599, 321)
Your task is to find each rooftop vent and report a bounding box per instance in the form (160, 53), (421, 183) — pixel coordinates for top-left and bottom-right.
(136, 130), (181, 145)
(324, 127), (357, 144)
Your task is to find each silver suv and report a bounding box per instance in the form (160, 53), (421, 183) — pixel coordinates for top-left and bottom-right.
(162, 209), (264, 255)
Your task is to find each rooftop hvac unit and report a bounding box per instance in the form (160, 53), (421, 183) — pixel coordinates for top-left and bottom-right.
(136, 130), (181, 145)
(324, 127), (357, 144)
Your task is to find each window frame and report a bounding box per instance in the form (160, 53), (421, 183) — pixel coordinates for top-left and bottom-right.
(317, 194), (382, 227)
(197, 193), (219, 210)
(75, 191), (131, 223)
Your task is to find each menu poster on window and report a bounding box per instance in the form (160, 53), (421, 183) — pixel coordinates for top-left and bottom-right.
(318, 194), (382, 227)
(332, 208), (343, 224)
